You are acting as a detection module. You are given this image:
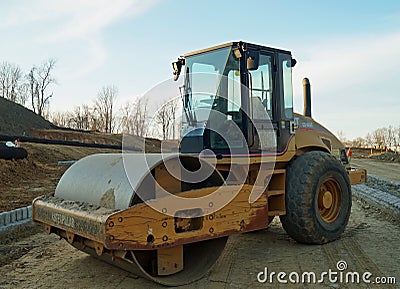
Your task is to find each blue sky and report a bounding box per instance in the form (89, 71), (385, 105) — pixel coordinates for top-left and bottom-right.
(1, 0), (399, 139)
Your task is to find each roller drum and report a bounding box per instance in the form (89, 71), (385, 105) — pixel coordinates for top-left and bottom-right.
(55, 153), (227, 286)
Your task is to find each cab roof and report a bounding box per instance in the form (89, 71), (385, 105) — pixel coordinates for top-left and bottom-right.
(184, 41), (292, 57)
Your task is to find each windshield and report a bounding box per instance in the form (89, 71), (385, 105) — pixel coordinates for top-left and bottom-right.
(183, 47), (240, 123)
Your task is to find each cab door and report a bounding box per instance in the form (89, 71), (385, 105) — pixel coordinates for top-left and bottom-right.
(247, 51), (295, 154)
(248, 52), (277, 153)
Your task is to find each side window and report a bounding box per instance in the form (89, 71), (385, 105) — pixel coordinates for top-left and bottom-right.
(280, 54), (294, 119)
(227, 70), (241, 112)
(191, 63), (217, 110)
(249, 54), (273, 118)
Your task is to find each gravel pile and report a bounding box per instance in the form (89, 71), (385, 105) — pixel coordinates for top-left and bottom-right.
(369, 152), (400, 163)
(366, 175), (400, 198)
(353, 174), (400, 218)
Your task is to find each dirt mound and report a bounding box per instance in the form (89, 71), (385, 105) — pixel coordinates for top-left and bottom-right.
(0, 157), (63, 212)
(0, 98), (54, 137)
(31, 129), (123, 146)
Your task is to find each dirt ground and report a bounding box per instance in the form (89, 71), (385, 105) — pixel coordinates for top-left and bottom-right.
(0, 199), (398, 289)
(0, 143), (121, 212)
(0, 147), (399, 288)
(351, 158), (400, 183)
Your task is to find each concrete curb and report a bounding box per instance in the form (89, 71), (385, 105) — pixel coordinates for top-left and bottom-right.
(0, 205), (32, 230)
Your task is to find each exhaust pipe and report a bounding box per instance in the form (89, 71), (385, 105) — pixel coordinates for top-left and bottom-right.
(303, 77), (312, 118)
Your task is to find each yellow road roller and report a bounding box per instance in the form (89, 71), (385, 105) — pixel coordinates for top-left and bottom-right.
(32, 41), (366, 286)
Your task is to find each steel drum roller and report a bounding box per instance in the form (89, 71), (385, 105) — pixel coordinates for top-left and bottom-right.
(55, 153), (227, 286)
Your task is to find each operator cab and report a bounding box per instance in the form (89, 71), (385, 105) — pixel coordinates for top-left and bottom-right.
(173, 41), (296, 155)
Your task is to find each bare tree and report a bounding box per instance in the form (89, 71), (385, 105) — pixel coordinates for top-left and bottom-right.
(365, 133), (373, 148)
(386, 126), (396, 148)
(118, 97), (148, 135)
(51, 111), (73, 128)
(17, 82), (29, 106)
(0, 61), (23, 103)
(132, 97), (148, 136)
(119, 101), (134, 134)
(65, 105), (94, 130)
(94, 85), (117, 133)
(28, 68), (39, 111)
(72, 106), (84, 130)
(28, 59), (57, 116)
(397, 126), (400, 147)
(336, 130), (346, 143)
(371, 130), (378, 147)
(170, 98), (177, 139)
(349, 125), (400, 152)
(81, 104), (94, 130)
(370, 127), (397, 150)
(350, 137), (366, 148)
(155, 99), (178, 140)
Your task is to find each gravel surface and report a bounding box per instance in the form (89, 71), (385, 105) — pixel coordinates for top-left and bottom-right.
(365, 175), (400, 198)
(353, 184), (400, 218)
(351, 161), (400, 219)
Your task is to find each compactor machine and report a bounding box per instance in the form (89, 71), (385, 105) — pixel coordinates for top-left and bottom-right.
(33, 41), (366, 286)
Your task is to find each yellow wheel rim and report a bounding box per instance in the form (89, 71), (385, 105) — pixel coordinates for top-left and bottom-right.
(318, 178), (341, 223)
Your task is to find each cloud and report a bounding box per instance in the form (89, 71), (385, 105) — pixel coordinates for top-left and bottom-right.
(293, 31), (400, 102)
(2, 0), (158, 39)
(291, 31), (400, 138)
(44, 0), (158, 42)
(1, 0), (158, 75)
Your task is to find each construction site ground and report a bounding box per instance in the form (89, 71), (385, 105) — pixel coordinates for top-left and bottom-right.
(0, 143), (121, 212)
(352, 158), (400, 183)
(0, 144), (399, 288)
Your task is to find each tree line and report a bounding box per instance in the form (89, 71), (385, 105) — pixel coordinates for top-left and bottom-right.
(51, 87), (180, 139)
(1, 59), (181, 139)
(12, 59), (397, 145)
(51, 86), (148, 136)
(339, 126), (400, 150)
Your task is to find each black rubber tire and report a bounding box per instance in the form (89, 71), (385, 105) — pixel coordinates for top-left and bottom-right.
(280, 151), (351, 244)
(0, 146), (28, 160)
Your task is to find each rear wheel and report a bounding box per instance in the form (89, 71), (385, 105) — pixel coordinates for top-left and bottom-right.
(280, 151), (351, 244)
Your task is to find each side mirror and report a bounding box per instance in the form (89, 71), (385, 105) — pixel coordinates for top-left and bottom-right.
(246, 50), (260, 71)
(285, 58), (297, 68)
(172, 57), (185, 81)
